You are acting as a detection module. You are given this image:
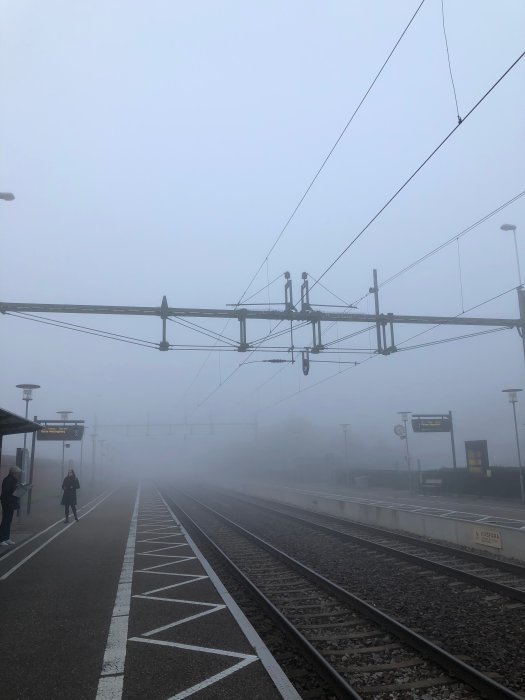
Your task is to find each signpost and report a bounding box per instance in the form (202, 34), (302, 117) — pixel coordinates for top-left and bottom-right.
(37, 425), (84, 441)
(465, 440), (489, 474)
(29, 419), (86, 499)
(411, 415), (451, 433)
(411, 411), (458, 484)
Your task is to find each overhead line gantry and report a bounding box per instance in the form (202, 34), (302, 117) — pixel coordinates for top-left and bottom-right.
(2, 270), (524, 374)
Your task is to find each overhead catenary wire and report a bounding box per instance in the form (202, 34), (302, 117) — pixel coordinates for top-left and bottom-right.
(456, 237), (465, 313)
(258, 354), (377, 412)
(234, 0), (428, 308)
(397, 326), (508, 352)
(256, 284), (521, 412)
(395, 285), (517, 348)
(195, 353), (255, 409)
(185, 1), (429, 408)
(441, 0), (462, 124)
(4, 312), (159, 350)
(378, 189), (525, 292)
(167, 316), (239, 347)
(310, 50), (525, 294)
(317, 188), (525, 326)
(302, 185), (524, 352)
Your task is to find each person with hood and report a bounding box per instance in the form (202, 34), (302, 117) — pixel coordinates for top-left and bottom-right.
(0, 466), (22, 546)
(61, 469), (80, 523)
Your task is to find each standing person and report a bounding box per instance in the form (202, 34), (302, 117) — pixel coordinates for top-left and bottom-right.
(0, 466), (22, 546)
(61, 469), (80, 523)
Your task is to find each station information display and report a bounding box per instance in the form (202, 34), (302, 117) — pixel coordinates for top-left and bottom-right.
(37, 425), (85, 441)
(411, 415), (451, 433)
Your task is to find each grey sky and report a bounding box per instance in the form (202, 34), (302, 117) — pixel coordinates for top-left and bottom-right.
(1, 1), (524, 472)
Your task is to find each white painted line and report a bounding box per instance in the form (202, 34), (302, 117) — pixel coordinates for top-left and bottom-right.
(95, 485), (140, 700)
(158, 491), (302, 700)
(134, 580), (205, 596)
(137, 525), (180, 532)
(135, 572), (208, 586)
(0, 490), (117, 581)
(167, 657), (259, 700)
(0, 490), (111, 563)
(138, 553), (189, 558)
(141, 603), (226, 636)
(137, 535), (186, 546)
(137, 544), (189, 555)
(96, 675), (124, 699)
(136, 558), (196, 572)
(130, 635), (256, 658)
(130, 637), (259, 700)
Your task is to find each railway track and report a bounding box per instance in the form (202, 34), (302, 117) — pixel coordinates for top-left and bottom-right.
(165, 491), (523, 700)
(224, 492), (525, 604)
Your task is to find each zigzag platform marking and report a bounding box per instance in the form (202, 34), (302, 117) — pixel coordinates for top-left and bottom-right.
(136, 532), (186, 541)
(136, 539), (187, 547)
(136, 599), (226, 636)
(135, 571), (208, 586)
(137, 525), (180, 533)
(129, 637), (257, 700)
(135, 557), (197, 573)
(127, 492), (263, 698)
(139, 515), (173, 525)
(137, 543), (189, 557)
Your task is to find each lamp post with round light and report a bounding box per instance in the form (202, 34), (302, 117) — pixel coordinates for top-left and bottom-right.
(16, 384), (40, 447)
(500, 224), (521, 288)
(398, 411), (413, 492)
(502, 389), (525, 504)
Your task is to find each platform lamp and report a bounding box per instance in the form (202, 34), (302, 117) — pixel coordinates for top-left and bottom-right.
(502, 389), (525, 504)
(500, 224), (521, 288)
(16, 384), (40, 480)
(57, 410), (73, 481)
(398, 411), (413, 492)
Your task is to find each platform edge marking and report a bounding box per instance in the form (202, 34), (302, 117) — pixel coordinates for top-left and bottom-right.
(157, 490), (302, 700)
(95, 486), (140, 699)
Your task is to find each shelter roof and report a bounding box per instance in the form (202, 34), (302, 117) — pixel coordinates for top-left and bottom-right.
(0, 408), (41, 437)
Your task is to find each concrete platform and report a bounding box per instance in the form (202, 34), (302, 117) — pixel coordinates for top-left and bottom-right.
(0, 485), (300, 700)
(236, 481), (525, 562)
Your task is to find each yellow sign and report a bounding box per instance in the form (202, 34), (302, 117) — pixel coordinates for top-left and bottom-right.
(474, 527), (501, 549)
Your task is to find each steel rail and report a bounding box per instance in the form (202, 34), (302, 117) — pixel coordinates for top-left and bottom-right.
(228, 494), (525, 603)
(180, 492), (523, 700)
(212, 490), (525, 575)
(165, 495), (362, 700)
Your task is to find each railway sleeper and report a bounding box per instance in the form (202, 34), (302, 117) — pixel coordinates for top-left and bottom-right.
(356, 675), (455, 693)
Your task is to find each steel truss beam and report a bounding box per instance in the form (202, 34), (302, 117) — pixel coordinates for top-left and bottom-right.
(2, 271), (524, 367)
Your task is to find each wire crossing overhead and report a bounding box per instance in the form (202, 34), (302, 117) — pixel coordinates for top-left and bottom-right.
(2, 270), (524, 373)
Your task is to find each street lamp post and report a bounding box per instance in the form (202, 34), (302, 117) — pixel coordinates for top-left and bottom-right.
(0, 192), (15, 201)
(500, 224), (521, 288)
(15, 384), (40, 481)
(57, 410), (73, 481)
(502, 389), (525, 504)
(398, 411), (413, 492)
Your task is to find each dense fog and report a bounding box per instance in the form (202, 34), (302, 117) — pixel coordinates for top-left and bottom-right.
(1, 1), (524, 487)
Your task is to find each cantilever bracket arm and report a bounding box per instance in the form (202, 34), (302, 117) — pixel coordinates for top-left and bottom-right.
(238, 310), (250, 352)
(158, 295), (170, 351)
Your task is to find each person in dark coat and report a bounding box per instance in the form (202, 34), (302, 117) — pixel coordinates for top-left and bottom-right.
(0, 466), (22, 545)
(61, 469), (80, 523)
